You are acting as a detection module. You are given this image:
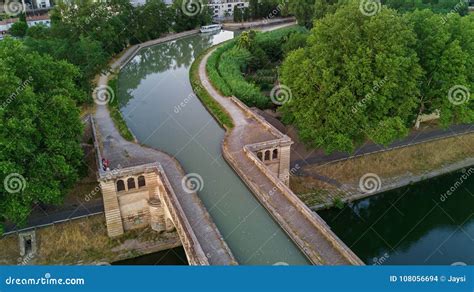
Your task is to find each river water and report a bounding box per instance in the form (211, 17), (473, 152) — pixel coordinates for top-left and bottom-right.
(117, 31), (309, 265)
(318, 168), (474, 265)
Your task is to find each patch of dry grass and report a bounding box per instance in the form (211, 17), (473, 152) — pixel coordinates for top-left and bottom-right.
(0, 215), (180, 265)
(305, 133), (474, 186)
(0, 235), (20, 265)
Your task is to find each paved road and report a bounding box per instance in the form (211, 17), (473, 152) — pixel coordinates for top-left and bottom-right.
(3, 201), (104, 235)
(290, 123), (474, 168)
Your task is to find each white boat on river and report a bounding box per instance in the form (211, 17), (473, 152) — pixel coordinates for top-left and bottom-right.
(200, 24), (222, 33)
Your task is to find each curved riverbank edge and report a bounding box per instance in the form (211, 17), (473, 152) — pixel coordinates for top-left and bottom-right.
(93, 30), (237, 265)
(222, 17), (296, 31)
(311, 157), (474, 211)
(195, 44), (363, 265)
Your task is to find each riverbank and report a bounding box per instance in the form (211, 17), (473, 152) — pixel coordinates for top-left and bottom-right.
(291, 132), (474, 210)
(94, 29), (237, 265)
(222, 17), (296, 31)
(0, 215), (181, 265)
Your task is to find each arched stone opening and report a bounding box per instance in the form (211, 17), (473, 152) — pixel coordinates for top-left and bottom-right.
(116, 180), (126, 192)
(273, 149), (278, 159)
(264, 150), (271, 161)
(127, 177), (136, 190)
(138, 175), (146, 188)
(257, 152), (263, 161)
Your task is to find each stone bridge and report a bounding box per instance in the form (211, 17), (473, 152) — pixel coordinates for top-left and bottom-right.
(199, 48), (364, 265)
(91, 112), (236, 265)
(91, 31), (236, 266)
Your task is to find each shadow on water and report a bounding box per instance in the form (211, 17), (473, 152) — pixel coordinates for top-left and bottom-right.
(113, 247), (188, 265)
(318, 168), (474, 265)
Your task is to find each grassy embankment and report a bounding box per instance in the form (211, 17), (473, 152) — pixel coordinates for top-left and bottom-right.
(292, 132), (474, 206)
(190, 46), (234, 129)
(0, 215), (180, 265)
(107, 76), (135, 141)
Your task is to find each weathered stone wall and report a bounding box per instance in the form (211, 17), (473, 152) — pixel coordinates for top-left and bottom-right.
(230, 96), (293, 185)
(221, 96), (363, 265)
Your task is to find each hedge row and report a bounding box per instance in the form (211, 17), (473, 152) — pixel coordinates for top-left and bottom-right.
(206, 26), (308, 109)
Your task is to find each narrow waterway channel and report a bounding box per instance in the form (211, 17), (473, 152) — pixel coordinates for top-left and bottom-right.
(117, 31), (309, 265)
(318, 168), (474, 265)
(113, 247), (188, 265)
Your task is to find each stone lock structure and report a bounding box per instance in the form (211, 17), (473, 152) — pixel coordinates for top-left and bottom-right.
(99, 163), (176, 237)
(249, 140), (292, 186)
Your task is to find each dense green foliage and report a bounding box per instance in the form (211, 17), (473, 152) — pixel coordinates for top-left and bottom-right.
(0, 0), (212, 232)
(0, 39), (84, 231)
(405, 9), (474, 126)
(234, 0), (289, 22)
(207, 27), (308, 108)
(382, 0), (469, 15)
(9, 20), (28, 37)
(108, 77), (135, 142)
(206, 41), (235, 96)
(290, 0), (470, 28)
(191, 48), (234, 129)
(171, 0), (213, 32)
(24, 0), (211, 95)
(280, 1), (474, 153)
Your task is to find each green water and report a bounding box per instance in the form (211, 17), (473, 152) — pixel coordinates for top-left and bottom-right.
(318, 168), (474, 265)
(117, 31), (309, 265)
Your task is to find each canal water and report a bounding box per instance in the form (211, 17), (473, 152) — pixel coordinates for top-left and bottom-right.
(113, 247), (188, 265)
(117, 31), (309, 265)
(318, 168), (474, 265)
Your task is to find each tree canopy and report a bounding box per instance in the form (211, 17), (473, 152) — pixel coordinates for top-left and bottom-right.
(0, 39), (84, 231)
(281, 1), (473, 153)
(280, 1), (423, 153)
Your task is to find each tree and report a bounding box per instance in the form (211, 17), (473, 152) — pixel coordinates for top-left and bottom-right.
(289, 0), (315, 28)
(234, 6), (244, 22)
(130, 0), (172, 43)
(314, 0), (342, 19)
(172, 0), (212, 32)
(405, 10), (474, 126)
(0, 39), (83, 231)
(280, 1), (422, 153)
(9, 21), (28, 37)
(382, 0), (469, 15)
(250, 0), (260, 19)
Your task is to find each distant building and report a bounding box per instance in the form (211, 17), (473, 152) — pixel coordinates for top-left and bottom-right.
(0, 14), (51, 39)
(25, 0), (54, 12)
(209, 0), (249, 19)
(26, 14), (51, 27)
